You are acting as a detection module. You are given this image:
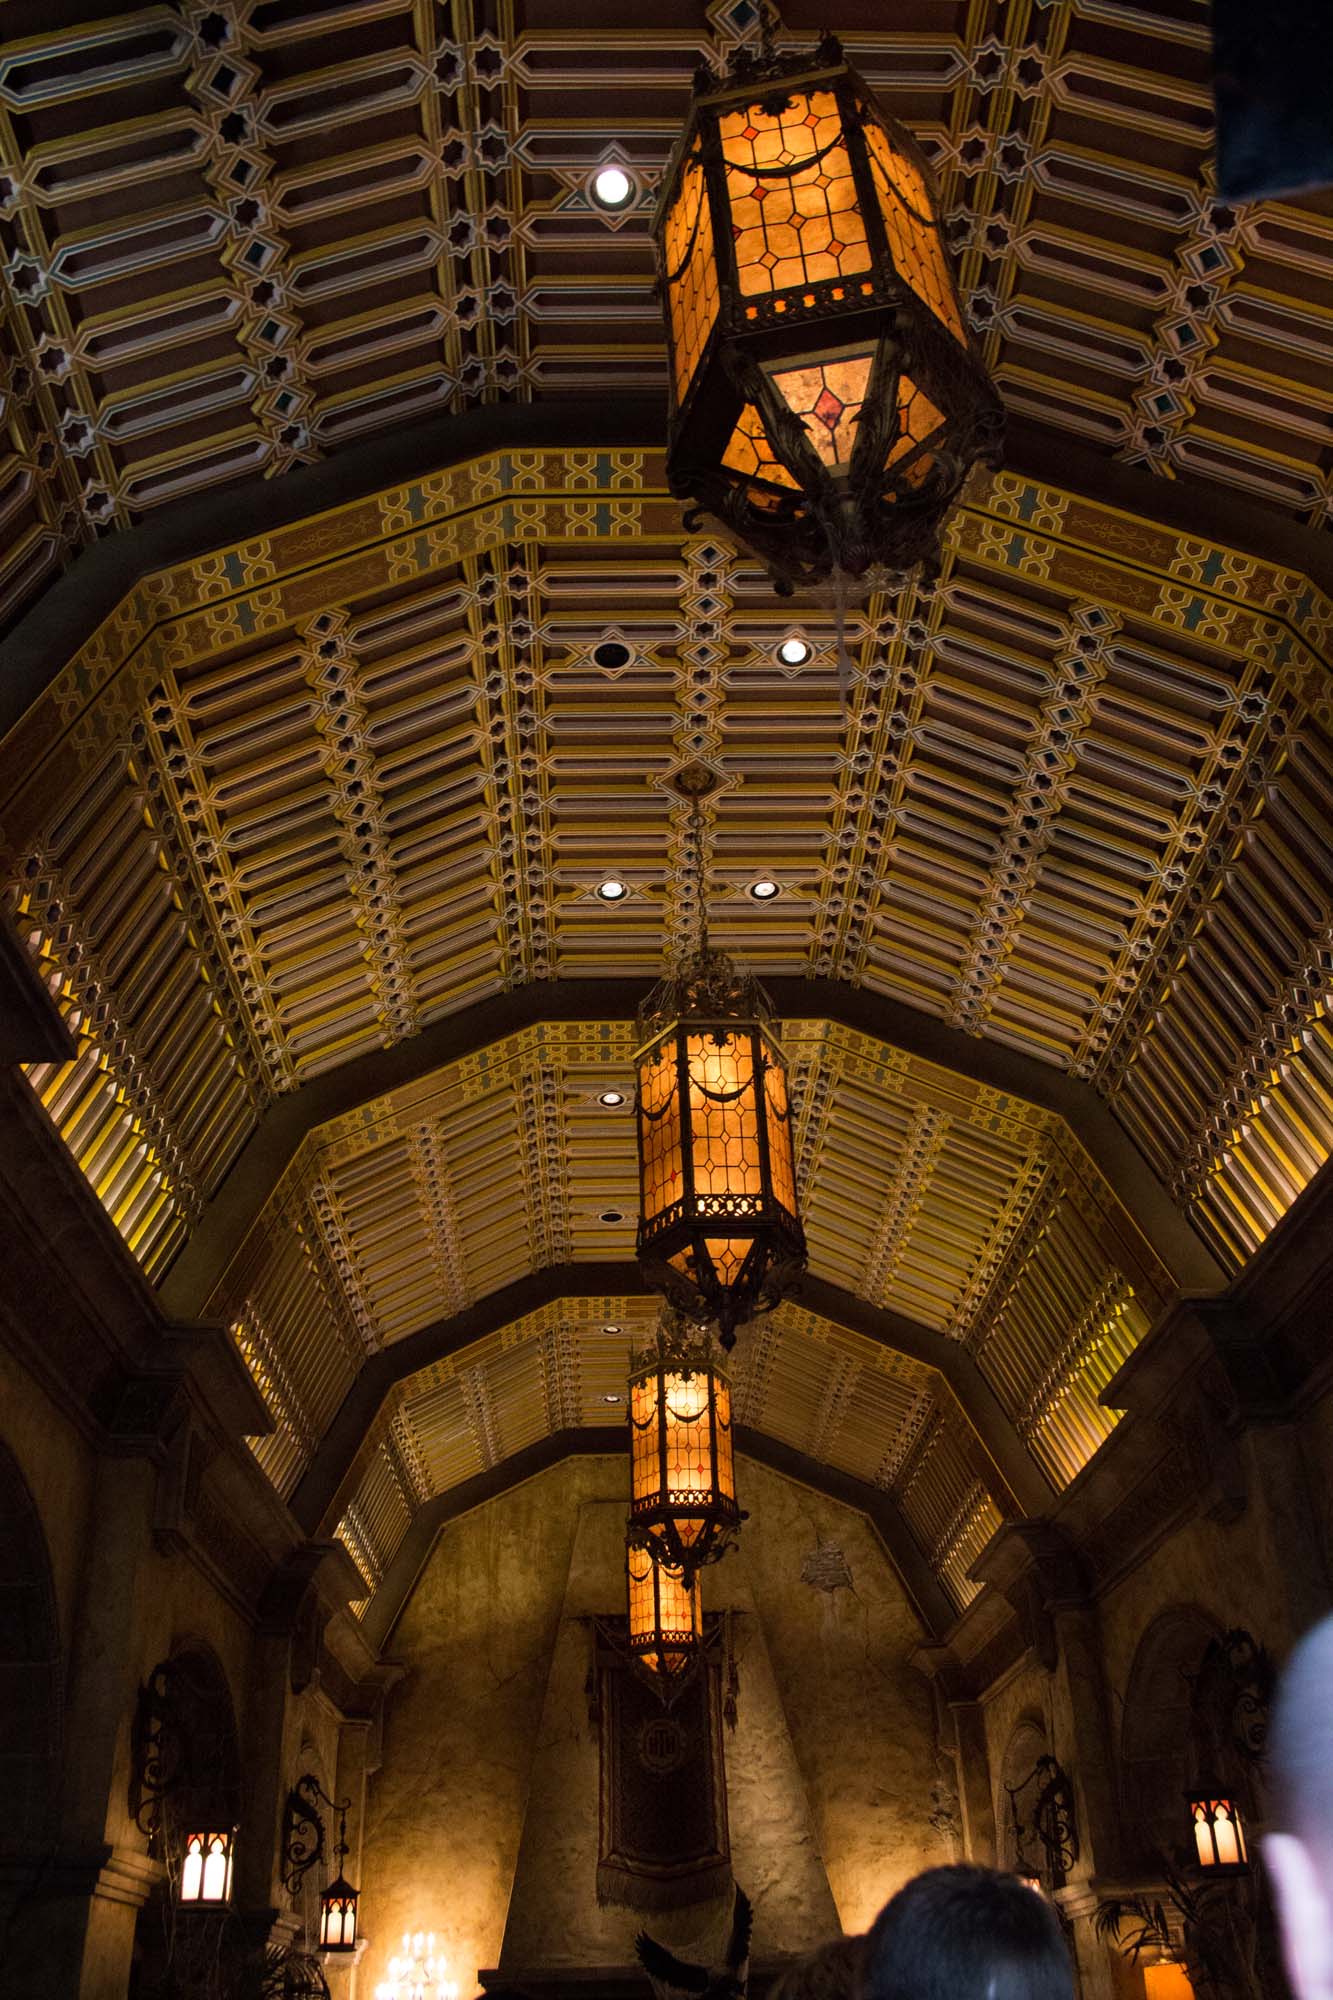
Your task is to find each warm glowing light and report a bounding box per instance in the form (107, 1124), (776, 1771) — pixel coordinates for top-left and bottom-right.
(179, 1829), (234, 1905)
(375, 1932), (459, 2000)
(593, 166), (634, 209)
(320, 1873), (359, 1951)
(599, 1088), (626, 1106)
(777, 637), (812, 666)
(597, 878), (628, 902)
(635, 996), (804, 1346)
(627, 1534), (703, 1690)
(749, 879), (780, 900)
(628, 1320), (739, 1569)
(1143, 1966), (1195, 2000)
(653, 34), (1002, 592)
(1189, 1793), (1248, 1871)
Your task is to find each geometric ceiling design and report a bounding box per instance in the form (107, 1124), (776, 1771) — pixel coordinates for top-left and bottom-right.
(3, 3), (1333, 1621)
(3, 0), (1333, 637)
(211, 1010), (1170, 1593)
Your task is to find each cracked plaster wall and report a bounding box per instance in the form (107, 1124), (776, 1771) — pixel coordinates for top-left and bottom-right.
(358, 1453), (948, 1994)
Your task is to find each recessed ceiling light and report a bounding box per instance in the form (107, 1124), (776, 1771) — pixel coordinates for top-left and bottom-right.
(596, 878), (628, 902)
(599, 1208), (625, 1224)
(749, 879), (780, 901)
(592, 166), (634, 210)
(602, 1393), (623, 1404)
(592, 637), (632, 671)
(602, 1323), (622, 1334)
(598, 1088), (626, 1107)
(777, 636), (813, 667)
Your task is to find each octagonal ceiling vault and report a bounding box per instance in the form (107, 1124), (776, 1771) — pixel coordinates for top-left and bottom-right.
(3, 1), (1333, 1625)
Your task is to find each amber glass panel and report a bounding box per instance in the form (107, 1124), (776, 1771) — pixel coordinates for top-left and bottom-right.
(703, 1238), (750, 1286)
(638, 1035), (683, 1222)
(862, 120), (964, 342)
(663, 153), (720, 405)
(628, 1540), (700, 1675)
(762, 1046), (797, 1215)
(630, 1372), (662, 1502)
(767, 348), (873, 473)
(721, 403), (800, 506)
(686, 1029), (763, 1207)
(888, 374), (945, 465)
(720, 90), (871, 298)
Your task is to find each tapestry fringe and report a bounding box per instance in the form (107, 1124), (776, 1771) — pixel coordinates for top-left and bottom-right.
(596, 1862), (732, 1913)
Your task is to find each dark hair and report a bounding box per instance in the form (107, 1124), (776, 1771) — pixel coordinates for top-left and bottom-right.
(862, 1866), (1073, 2000)
(768, 1936), (864, 2000)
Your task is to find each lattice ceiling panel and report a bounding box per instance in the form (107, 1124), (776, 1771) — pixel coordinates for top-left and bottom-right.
(2, 1), (1332, 635)
(333, 1291), (945, 1595)
(7, 451), (1330, 1283)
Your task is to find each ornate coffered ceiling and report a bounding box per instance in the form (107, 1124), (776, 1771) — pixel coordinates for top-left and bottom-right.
(2, 0), (1332, 1621)
(2, 0), (1331, 639)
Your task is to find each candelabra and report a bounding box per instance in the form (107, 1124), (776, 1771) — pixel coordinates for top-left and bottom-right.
(374, 1933), (459, 2000)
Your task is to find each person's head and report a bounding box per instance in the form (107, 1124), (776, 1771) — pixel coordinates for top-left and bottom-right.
(1264, 1613), (1333, 2000)
(861, 1865), (1073, 2000)
(768, 1936), (863, 2000)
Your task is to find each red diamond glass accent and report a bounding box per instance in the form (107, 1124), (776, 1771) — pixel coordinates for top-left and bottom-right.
(813, 387), (845, 432)
(741, 124), (759, 141)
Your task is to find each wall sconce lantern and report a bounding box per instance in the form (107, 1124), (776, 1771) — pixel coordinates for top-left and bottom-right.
(282, 1771), (360, 1951)
(654, 29), (1003, 595)
(179, 1827), (236, 1906)
(629, 1312), (741, 1572)
(626, 1531), (704, 1698)
(1187, 1790), (1249, 1873)
(634, 765), (805, 1351)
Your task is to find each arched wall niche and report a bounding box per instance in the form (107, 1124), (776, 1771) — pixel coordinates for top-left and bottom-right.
(1120, 1604), (1224, 1868)
(0, 1435), (62, 1860)
(997, 1712), (1050, 1875)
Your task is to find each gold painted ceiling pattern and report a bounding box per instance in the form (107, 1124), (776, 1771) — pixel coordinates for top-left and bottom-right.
(2, 0), (1332, 1616)
(2, 0), (1333, 637)
(210, 1010), (1168, 1525)
(6, 439), (1331, 1610)
(7, 449), (1331, 1292)
(328, 1292), (1008, 1614)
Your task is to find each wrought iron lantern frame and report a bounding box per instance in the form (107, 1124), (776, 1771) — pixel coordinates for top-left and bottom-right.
(627, 1310), (743, 1572)
(653, 30), (1003, 594)
(281, 1771), (360, 1952)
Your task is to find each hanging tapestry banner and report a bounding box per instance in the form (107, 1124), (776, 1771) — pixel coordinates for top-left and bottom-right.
(592, 1617), (731, 1912)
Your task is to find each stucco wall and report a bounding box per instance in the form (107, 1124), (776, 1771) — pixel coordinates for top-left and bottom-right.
(359, 1453), (949, 1992)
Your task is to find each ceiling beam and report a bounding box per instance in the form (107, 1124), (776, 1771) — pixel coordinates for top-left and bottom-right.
(157, 975), (1223, 1325)
(288, 1257), (1047, 1541)
(355, 1425), (956, 1654)
(3, 402), (1326, 732)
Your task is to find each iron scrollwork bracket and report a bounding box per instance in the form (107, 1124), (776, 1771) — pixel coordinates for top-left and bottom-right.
(1006, 1753), (1080, 1887)
(129, 1659), (186, 1839)
(282, 1773), (348, 1896)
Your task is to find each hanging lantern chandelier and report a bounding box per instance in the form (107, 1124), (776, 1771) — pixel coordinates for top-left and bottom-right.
(634, 764), (805, 1349)
(626, 1530), (704, 1700)
(629, 1308), (742, 1572)
(653, 26), (1003, 594)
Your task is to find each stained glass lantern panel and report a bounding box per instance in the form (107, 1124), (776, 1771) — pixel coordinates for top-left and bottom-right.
(627, 1535), (703, 1695)
(629, 1322), (739, 1569)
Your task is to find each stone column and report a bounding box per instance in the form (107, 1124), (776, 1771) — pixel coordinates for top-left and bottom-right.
(12, 1448), (163, 2000)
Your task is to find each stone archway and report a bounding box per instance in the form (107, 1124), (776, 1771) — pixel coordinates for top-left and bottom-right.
(1120, 1605), (1223, 1870)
